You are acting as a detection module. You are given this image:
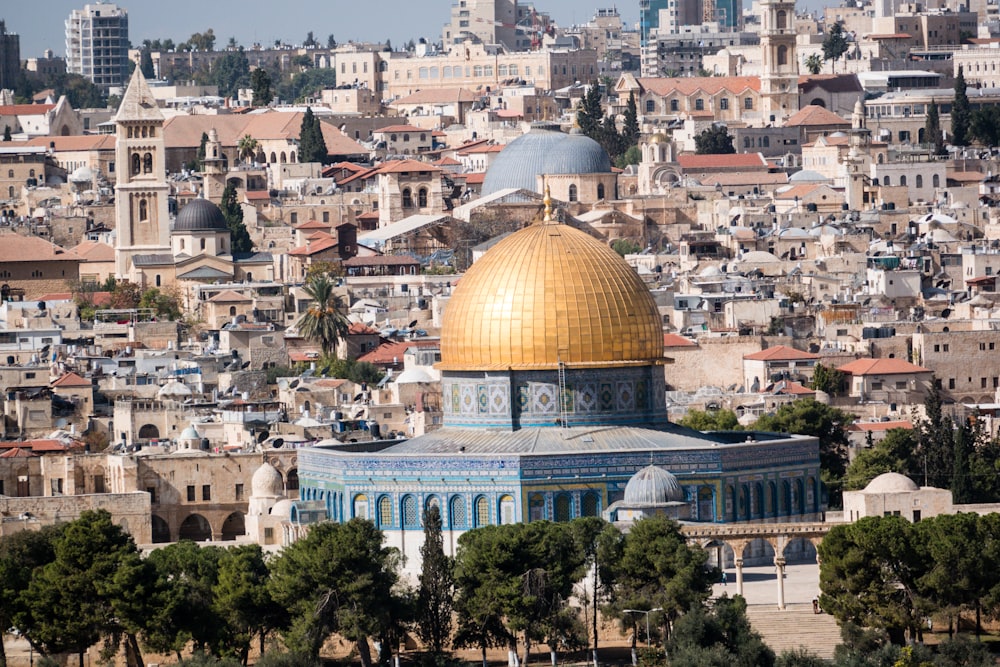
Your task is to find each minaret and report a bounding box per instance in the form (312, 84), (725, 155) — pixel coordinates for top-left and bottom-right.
(759, 0), (799, 127)
(114, 69), (171, 279)
(202, 128), (226, 203)
(845, 97), (870, 212)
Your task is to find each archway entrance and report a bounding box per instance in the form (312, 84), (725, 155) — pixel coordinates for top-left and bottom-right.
(178, 513), (212, 541)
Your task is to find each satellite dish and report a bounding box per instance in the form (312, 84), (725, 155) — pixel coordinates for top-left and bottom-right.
(257, 430), (270, 443)
(941, 308), (952, 319)
(271, 438), (284, 449)
(408, 319), (418, 328)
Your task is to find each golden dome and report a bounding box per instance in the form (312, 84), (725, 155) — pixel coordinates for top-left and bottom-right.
(649, 132), (669, 144)
(439, 222), (664, 371)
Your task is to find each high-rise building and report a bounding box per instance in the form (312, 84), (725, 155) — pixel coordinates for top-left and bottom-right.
(639, 0), (669, 45)
(0, 21), (20, 91)
(443, 0), (519, 49)
(65, 2), (129, 91)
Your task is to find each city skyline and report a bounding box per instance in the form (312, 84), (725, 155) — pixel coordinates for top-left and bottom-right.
(4, 0), (637, 59)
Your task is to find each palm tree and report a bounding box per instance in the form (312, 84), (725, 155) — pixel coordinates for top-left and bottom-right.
(297, 274), (349, 356)
(237, 134), (259, 166)
(804, 54), (823, 76)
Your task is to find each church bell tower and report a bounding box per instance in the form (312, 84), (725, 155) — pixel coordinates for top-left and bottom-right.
(114, 69), (171, 279)
(759, 0), (799, 127)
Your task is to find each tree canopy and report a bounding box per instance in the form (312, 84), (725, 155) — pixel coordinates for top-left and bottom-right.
(694, 125), (735, 155)
(821, 23), (850, 72)
(298, 107), (330, 164)
(221, 182), (253, 254)
(953, 66), (971, 146)
(297, 274), (349, 356)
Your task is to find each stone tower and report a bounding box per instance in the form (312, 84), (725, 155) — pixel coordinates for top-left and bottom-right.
(114, 69), (171, 278)
(202, 128), (226, 203)
(845, 97), (870, 211)
(759, 0), (799, 127)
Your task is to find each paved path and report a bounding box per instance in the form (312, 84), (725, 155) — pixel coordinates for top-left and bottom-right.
(714, 561), (821, 607)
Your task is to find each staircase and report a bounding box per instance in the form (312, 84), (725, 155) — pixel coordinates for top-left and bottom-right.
(745, 603), (842, 659)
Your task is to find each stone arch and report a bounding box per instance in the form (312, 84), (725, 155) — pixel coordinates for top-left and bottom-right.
(780, 536), (818, 564)
(696, 485), (716, 521)
(178, 513), (212, 541)
(554, 493), (572, 522)
(499, 494), (516, 524)
(151, 514), (170, 543)
(286, 468), (299, 491)
(449, 495), (467, 528)
(597, 183), (605, 200)
(652, 165), (682, 189)
(138, 424), (159, 439)
(794, 478), (805, 514)
(581, 491), (600, 517)
(220, 512), (245, 541)
(378, 494), (393, 527)
(781, 480), (792, 516)
(754, 482), (765, 518)
(60, 124), (71, 136)
(726, 484), (737, 521)
(474, 494), (490, 527)
(809, 98), (825, 108)
(401, 494), (419, 528)
(806, 477), (818, 513)
(701, 538), (735, 569)
(739, 484), (751, 521)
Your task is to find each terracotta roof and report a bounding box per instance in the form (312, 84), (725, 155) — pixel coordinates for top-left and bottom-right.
(356, 211), (380, 221)
(699, 172), (787, 186)
(348, 322), (380, 335)
(295, 220), (331, 230)
(663, 333), (698, 347)
(0, 447), (34, 458)
(0, 235), (82, 263)
(433, 156), (462, 166)
(391, 88), (480, 105)
(51, 372), (91, 388)
(358, 339), (439, 365)
(314, 378), (349, 388)
(244, 190), (271, 201)
(947, 170), (985, 183)
(785, 105), (850, 127)
(288, 237), (339, 256)
(635, 76), (760, 96)
(848, 420), (914, 432)
(837, 358), (930, 375)
(207, 289), (251, 303)
(373, 124), (427, 134)
(458, 143), (504, 155)
(461, 172), (486, 184)
(40, 290), (112, 306)
(804, 135), (851, 147)
(678, 153), (767, 170)
(25, 134), (116, 151)
(744, 345), (819, 361)
(0, 439), (74, 453)
(377, 159), (442, 174)
(71, 240), (115, 262)
(767, 380), (816, 395)
(0, 104), (55, 116)
(289, 350), (321, 362)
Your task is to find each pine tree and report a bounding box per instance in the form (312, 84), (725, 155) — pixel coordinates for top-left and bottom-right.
(250, 68), (273, 107)
(576, 82), (604, 138)
(416, 504), (454, 654)
(139, 49), (155, 79)
(952, 66), (971, 146)
(622, 91), (640, 146)
(298, 107), (329, 164)
(952, 420), (974, 504)
(2, 125), (10, 142)
(221, 183), (253, 253)
(926, 101), (945, 155)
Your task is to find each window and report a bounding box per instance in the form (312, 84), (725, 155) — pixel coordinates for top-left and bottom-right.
(143, 153), (153, 174)
(187, 485), (195, 501)
(138, 198), (148, 221)
(597, 183), (605, 199)
(943, 344), (950, 352)
(695, 98), (704, 111)
(744, 97), (754, 110)
(379, 495), (393, 526)
(353, 494), (369, 519)
(916, 174), (923, 188)
(418, 187), (428, 207)
(475, 496), (489, 526)
(155, 274), (161, 287)
(450, 496), (467, 528)
(646, 99), (655, 113)
(949, 378), (956, 389)
(202, 485), (211, 501)
(500, 494), (516, 524)
(568, 184), (578, 202)
(777, 45), (788, 66)
(235, 483), (244, 501)
(933, 174), (940, 187)
(131, 153), (141, 175)
(402, 494), (418, 527)
(720, 98), (729, 110)
(402, 188), (413, 208)
(900, 175), (907, 186)
(147, 486), (157, 503)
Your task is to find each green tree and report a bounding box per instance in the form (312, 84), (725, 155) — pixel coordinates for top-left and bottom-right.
(186, 28), (217, 52)
(139, 49), (155, 79)
(606, 516), (715, 649)
(610, 238), (642, 257)
(139, 286), (182, 320)
(0, 526), (59, 667)
(953, 66), (971, 146)
(666, 595), (775, 667)
(916, 379), (955, 490)
(843, 428), (917, 491)
(297, 274), (349, 356)
(250, 68), (273, 107)
(303, 32), (318, 48)
(268, 519), (400, 665)
(804, 54), (823, 75)
(315, 356), (384, 384)
(951, 419), (975, 504)
(221, 182), (253, 253)
(694, 125), (735, 154)
(416, 505), (454, 655)
(569, 517), (620, 667)
(2, 125), (10, 141)
(753, 398), (853, 508)
(622, 91), (640, 146)
(970, 104), (1000, 147)
(925, 101), (946, 155)
(328, 34), (337, 49)
(577, 81), (605, 139)
(209, 50), (250, 98)
(277, 68), (338, 103)
(614, 144), (642, 169)
(821, 23), (849, 73)
(195, 131), (210, 171)
(818, 516), (924, 645)
(678, 409), (740, 432)
(56, 73), (107, 109)
(17, 511), (153, 667)
(809, 363), (844, 396)
(213, 544), (285, 665)
(453, 526), (515, 667)
(107, 279), (142, 310)
(238, 134), (259, 164)
(297, 107), (329, 164)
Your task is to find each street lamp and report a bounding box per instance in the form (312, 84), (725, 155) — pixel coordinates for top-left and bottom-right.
(623, 607), (663, 648)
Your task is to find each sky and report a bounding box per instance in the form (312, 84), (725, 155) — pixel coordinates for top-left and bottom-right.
(3, 1), (640, 59)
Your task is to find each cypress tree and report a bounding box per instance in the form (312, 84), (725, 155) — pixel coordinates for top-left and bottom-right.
(221, 183), (252, 253)
(952, 66), (971, 146)
(416, 504), (454, 654)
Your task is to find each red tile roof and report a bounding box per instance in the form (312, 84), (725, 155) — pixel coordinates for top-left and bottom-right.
(358, 339), (439, 365)
(51, 372), (91, 388)
(0, 104), (55, 116)
(295, 220), (331, 230)
(663, 333), (698, 347)
(837, 358), (930, 375)
(348, 322), (380, 335)
(374, 124), (427, 134)
(785, 105), (850, 127)
(0, 235), (83, 263)
(377, 159), (442, 174)
(744, 345), (819, 361)
(635, 76), (760, 96)
(678, 153), (768, 170)
(288, 237), (339, 256)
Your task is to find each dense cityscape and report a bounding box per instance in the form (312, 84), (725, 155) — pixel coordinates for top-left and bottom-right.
(3, 0), (1000, 665)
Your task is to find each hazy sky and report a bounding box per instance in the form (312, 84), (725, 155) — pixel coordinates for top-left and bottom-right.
(4, 1), (640, 58)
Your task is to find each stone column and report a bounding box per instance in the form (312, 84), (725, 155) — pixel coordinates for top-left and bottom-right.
(735, 557), (745, 596)
(775, 557), (786, 610)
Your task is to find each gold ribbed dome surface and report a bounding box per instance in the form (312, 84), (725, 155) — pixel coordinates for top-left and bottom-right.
(440, 222), (663, 371)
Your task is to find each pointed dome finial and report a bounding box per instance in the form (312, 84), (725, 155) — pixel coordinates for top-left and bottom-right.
(543, 182), (553, 222)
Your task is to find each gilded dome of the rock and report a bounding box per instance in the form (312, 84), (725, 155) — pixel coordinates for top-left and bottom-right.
(439, 222), (663, 371)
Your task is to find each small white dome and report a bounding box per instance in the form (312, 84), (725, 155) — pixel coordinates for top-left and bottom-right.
(251, 461), (285, 497)
(179, 424), (201, 441)
(395, 368), (434, 384)
(624, 465), (685, 504)
(270, 499), (295, 519)
(69, 166), (94, 183)
(158, 380), (192, 399)
(864, 472), (919, 493)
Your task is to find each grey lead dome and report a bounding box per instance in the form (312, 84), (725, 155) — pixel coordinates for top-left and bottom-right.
(481, 126), (612, 196)
(174, 198), (229, 232)
(623, 464), (685, 505)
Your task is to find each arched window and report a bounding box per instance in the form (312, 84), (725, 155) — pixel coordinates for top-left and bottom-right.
(777, 45), (788, 66)
(402, 188), (413, 208)
(932, 174), (940, 187)
(762, 136), (770, 148)
(499, 494), (516, 524)
(290, 151), (296, 162)
(378, 495), (393, 527)
(280, 152), (287, 163)
(744, 137), (752, 148)
(155, 274), (161, 287)
(670, 99), (678, 112)
(900, 174), (907, 186)
(229, 306), (237, 316)
(475, 496), (489, 527)
(353, 494), (369, 519)
(418, 187), (428, 208)
(143, 153), (153, 174)
(883, 176), (891, 186)
(776, 9), (787, 29)
(581, 492), (599, 517)
(529, 493), (546, 521)
(402, 494), (419, 528)
(426, 495), (440, 517)
(141, 125), (148, 138)
(597, 183), (605, 200)
(554, 494), (572, 522)
(200, 238), (206, 251)
(568, 184), (578, 202)
(131, 153), (141, 175)
(7, 186), (12, 198)
(270, 152), (277, 163)
(450, 496), (467, 528)
(138, 198), (148, 221)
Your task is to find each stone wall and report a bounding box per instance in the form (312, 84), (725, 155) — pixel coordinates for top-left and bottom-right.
(666, 336), (763, 392)
(0, 492), (152, 542)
